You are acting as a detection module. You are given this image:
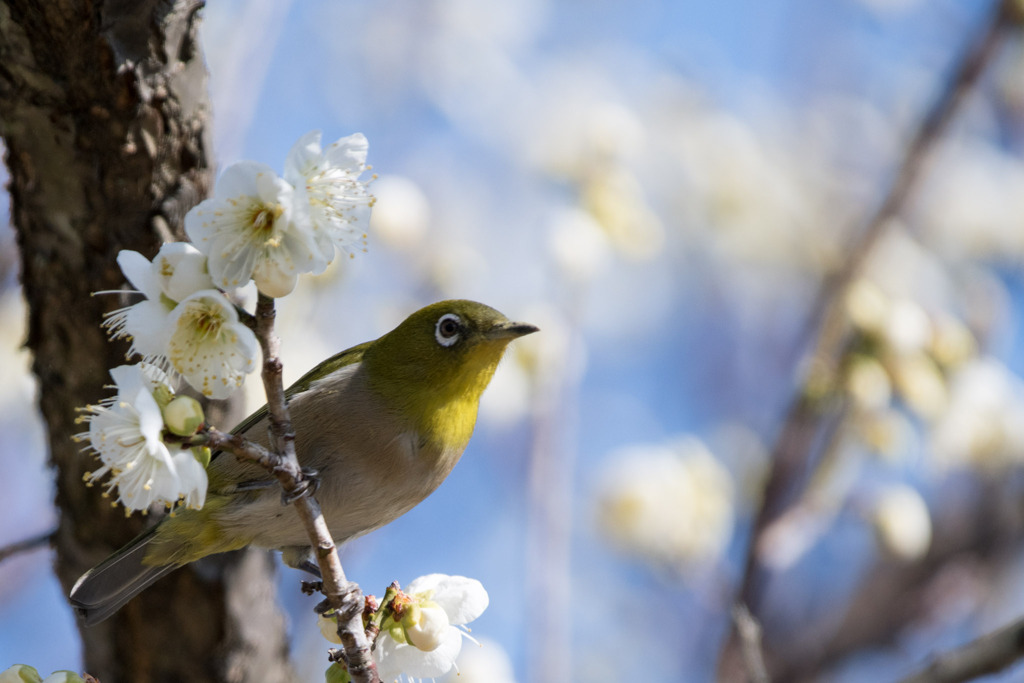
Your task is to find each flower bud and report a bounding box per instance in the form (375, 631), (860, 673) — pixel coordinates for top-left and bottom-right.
(402, 602), (450, 652)
(41, 673), (85, 683)
(324, 662), (352, 683)
(317, 613), (343, 645)
(0, 665), (42, 683)
(192, 446), (212, 469)
(150, 383), (175, 410)
(162, 395), (205, 436)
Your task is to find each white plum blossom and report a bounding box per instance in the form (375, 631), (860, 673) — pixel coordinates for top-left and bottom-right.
(76, 364), (208, 513)
(103, 243), (214, 359)
(103, 244), (258, 399)
(374, 574), (489, 682)
(284, 130), (374, 264)
(165, 290), (258, 399)
(930, 358), (1024, 470)
(596, 438), (736, 572)
(871, 484), (932, 562)
(319, 574), (488, 683)
(185, 161), (324, 297)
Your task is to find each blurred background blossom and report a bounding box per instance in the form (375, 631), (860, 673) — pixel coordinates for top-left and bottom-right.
(3, 0), (1024, 681)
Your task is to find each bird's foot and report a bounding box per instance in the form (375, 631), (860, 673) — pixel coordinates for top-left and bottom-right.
(297, 558), (323, 579)
(280, 467), (320, 505)
(313, 583), (363, 615)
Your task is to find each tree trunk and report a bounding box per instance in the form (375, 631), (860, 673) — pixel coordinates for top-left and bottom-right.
(0, 2), (295, 681)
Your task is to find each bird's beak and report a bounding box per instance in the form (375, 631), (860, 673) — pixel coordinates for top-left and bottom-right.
(486, 320), (540, 341)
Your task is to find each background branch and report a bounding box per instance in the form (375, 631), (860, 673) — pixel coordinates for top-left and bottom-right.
(897, 617), (1024, 683)
(717, 2), (1020, 680)
(0, 529), (54, 565)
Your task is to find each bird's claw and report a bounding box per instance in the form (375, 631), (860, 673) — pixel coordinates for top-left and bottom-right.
(280, 467), (320, 505)
(297, 558), (323, 579)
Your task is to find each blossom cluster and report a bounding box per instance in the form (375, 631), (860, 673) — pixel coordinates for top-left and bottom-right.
(78, 130), (374, 514)
(186, 131), (374, 298)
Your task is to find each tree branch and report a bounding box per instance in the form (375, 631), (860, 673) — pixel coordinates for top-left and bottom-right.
(897, 617), (1024, 683)
(247, 293), (379, 683)
(0, 529), (55, 564)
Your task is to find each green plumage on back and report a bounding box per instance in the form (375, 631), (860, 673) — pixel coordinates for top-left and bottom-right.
(220, 340), (373, 448)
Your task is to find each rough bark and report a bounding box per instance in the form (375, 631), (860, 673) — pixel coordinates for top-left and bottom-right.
(0, 2), (295, 681)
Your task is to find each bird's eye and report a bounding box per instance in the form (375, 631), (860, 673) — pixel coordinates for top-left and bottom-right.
(435, 313), (462, 347)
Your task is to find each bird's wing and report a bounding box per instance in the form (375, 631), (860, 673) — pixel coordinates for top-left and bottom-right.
(224, 340), (374, 442)
(205, 340), (374, 492)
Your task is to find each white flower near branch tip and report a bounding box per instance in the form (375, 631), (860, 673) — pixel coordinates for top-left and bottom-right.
(318, 574), (488, 683)
(375, 574), (489, 682)
(103, 243), (214, 359)
(185, 161), (324, 297)
(76, 364), (207, 513)
(165, 290), (258, 399)
(284, 130), (374, 265)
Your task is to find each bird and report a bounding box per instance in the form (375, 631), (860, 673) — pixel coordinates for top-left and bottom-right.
(69, 299), (538, 625)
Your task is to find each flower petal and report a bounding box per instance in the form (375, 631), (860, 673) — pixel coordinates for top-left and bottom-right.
(166, 290), (258, 398)
(324, 133), (369, 172)
(284, 129), (324, 184)
(116, 250), (163, 300)
(408, 575), (489, 625)
(374, 629), (462, 681)
(155, 242), (214, 301)
(428, 577), (487, 626)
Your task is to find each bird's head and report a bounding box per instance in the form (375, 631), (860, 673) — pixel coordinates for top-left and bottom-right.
(363, 299), (538, 449)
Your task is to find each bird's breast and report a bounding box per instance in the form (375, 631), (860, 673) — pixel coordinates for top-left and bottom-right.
(225, 362), (469, 549)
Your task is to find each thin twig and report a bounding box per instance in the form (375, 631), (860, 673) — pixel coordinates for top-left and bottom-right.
(897, 616), (1024, 683)
(0, 529), (55, 564)
(254, 293), (377, 682)
(717, 3), (1017, 680)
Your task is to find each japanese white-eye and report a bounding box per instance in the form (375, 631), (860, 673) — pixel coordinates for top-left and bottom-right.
(70, 299), (537, 625)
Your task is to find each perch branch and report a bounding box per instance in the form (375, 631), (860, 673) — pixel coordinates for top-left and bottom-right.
(205, 293), (378, 682)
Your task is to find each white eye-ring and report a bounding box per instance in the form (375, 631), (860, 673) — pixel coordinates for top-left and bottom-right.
(435, 313), (462, 347)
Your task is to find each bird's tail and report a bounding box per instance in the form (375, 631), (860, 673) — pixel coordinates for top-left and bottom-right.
(69, 525), (179, 626)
